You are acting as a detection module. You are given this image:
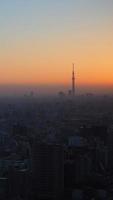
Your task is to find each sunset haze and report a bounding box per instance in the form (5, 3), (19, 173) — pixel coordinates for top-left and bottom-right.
(0, 0), (113, 94)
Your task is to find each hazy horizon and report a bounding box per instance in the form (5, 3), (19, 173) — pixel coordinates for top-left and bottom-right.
(0, 83), (113, 97)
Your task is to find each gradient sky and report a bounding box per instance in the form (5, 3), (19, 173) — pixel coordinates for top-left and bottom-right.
(0, 0), (113, 93)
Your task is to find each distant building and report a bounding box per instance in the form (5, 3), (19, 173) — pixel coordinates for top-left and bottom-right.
(58, 91), (65, 98)
(68, 136), (87, 147)
(68, 90), (72, 96)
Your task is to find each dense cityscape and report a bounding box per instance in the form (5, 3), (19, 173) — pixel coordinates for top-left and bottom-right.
(0, 92), (113, 199)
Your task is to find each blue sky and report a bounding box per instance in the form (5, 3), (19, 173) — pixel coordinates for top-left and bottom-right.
(0, 0), (112, 39)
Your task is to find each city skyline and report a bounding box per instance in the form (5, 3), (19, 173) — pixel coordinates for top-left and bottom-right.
(0, 0), (113, 94)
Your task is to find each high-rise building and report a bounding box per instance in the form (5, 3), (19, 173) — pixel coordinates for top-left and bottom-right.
(72, 63), (75, 96)
(32, 142), (64, 199)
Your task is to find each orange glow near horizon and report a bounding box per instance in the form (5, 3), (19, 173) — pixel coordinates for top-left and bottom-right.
(0, 38), (112, 87)
(0, 1), (113, 93)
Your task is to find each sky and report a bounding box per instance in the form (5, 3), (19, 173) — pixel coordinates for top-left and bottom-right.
(0, 0), (113, 94)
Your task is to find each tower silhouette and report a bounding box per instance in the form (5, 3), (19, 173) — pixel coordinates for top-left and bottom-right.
(72, 63), (75, 96)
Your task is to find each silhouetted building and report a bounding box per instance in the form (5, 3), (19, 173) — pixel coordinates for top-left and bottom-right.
(0, 177), (8, 200)
(32, 142), (64, 199)
(7, 167), (31, 199)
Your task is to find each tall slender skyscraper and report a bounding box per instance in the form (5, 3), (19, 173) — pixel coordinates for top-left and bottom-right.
(72, 63), (75, 96)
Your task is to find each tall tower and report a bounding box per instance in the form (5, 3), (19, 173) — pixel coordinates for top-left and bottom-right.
(72, 63), (75, 96)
